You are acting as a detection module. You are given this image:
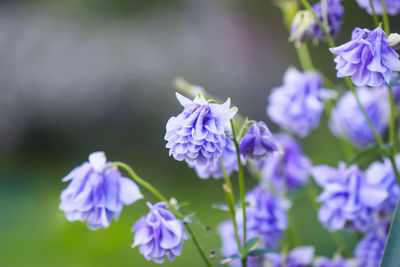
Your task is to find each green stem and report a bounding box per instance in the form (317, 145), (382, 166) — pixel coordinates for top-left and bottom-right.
(369, 0), (380, 27)
(389, 85), (397, 157)
(380, 0), (390, 35)
(230, 120), (247, 267)
(296, 44), (314, 71)
(287, 211), (299, 247)
(111, 162), (213, 267)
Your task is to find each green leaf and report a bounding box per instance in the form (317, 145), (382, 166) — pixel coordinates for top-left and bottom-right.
(346, 144), (380, 167)
(220, 254), (240, 265)
(380, 199), (400, 267)
(247, 248), (275, 256)
(243, 236), (262, 254)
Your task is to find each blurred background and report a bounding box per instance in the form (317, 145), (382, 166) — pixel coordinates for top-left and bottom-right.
(1, 0), (399, 266)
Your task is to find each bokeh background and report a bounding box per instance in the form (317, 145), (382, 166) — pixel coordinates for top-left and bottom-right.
(1, 0), (399, 266)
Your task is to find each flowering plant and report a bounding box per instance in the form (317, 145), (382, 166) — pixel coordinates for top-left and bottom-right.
(59, 0), (400, 266)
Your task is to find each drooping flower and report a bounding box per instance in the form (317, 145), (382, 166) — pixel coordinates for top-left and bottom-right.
(218, 186), (289, 266)
(165, 93), (237, 166)
(314, 254), (358, 267)
(267, 68), (335, 137)
(190, 138), (238, 179)
(365, 155), (400, 215)
(355, 0), (400, 15)
(264, 246), (315, 267)
(312, 162), (388, 232)
(312, 0), (344, 41)
(354, 219), (389, 267)
(239, 121), (277, 160)
(289, 10), (315, 46)
(59, 152), (143, 230)
(132, 202), (187, 264)
(259, 133), (311, 192)
(330, 87), (389, 147)
(330, 27), (400, 87)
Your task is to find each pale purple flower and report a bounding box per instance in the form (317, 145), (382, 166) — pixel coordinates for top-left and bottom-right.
(354, 220), (389, 267)
(264, 246), (315, 267)
(355, 0), (400, 15)
(165, 93), (237, 166)
(132, 202), (187, 263)
(330, 87), (389, 147)
(312, 162), (388, 232)
(314, 255), (358, 267)
(267, 68), (335, 137)
(190, 138), (238, 179)
(312, 0), (344, 40)
(259, 133), (312, 192)
(60, 152), (143, 230)
(239, 121), (277, 160)
(289, 10), (315, 46)
(330, 27), (400, 87)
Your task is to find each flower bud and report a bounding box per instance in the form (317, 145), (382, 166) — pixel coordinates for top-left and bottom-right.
(289, 10), (315, 47)
(388, 33), (400, 50)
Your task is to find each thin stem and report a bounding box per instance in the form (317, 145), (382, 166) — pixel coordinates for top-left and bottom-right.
(296, 44), (314, 71)
(230, 120), (247, 267)
(380, 0), (390, 35)
(389, 85), (397, 156)
(111, 162), (213, 267)
(369, 0), (380, 27)
(287, 211), (299, 247)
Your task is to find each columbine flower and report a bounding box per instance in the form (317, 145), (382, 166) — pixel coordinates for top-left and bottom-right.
(218, 186), (289, 266)
(267, 68), (335, 137)
(354, 220), (389, 267)
(312, 0), (344, 41)
(330, 87), (389, 147)
(239, 121), (277, 160)
(132, 202), (187, 263)
(259, 133), (311, 192)
(355, 0), (400, 15)
(165, 93), (237, 166)
(265, 246), (315, 267)
(330, 27), (400, 87)
(365, 155), (400, 215)
(289, 10), (315, 46)
(314, 254), (358, 267)
(312, 162), (388, 232)
(59, 152), (143, 230)
(190, 138), (238, 179)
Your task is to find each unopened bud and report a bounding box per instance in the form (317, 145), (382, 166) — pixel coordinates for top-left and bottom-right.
(388, 33), (400, 50)
(289, 10), (315, 47)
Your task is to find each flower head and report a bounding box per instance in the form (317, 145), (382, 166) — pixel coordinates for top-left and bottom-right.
(355, 0), (400, 15)
(239, 121), (277, 160)
(314, 255), (358, 267)
(312, 0), (344, 41)
(259, 133), (311, 192)
(265, 246), (315, 267)
(330, 87), (389, 147)
(267, 68), (334, 137)
(330, 27), (400, 87)
(132, 202), (187, 263)
(165, 93), (237, 166)
(289, 10), (315, 46)
(312, 162), (388, 232)
(59, 152), (143, 230)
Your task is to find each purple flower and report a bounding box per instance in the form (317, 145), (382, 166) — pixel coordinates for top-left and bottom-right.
(59, 152), (143, 230)
(259, 133), (312, 192)
(267, 68), (335, 137)
(314, 254), (358, 267)
(330, 27), (400, 87)
(289, 10), (315, 46)
(165, 93), (237, 166)
(312, 0), (344, 41)
(330, 86), (389, 147)
(190, 138), (238, 179)
(355, 0), (400, 15)
(132, 202), (187, 263)
(354, 220), (389, 267)
(265, 246), (315, 267)
(218, 186), (289, 266)
(239, 121), (277, 160)
(312, 162), (388, 232)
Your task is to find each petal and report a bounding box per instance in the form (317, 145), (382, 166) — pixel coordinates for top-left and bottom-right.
(89, 152), (108, 172)
(118, 177), (143, 205)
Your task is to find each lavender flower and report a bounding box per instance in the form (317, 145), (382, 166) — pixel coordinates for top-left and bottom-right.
(267, 68), (335, 137)
(60, 152), (143, 230)
(165, 93), (237, 166)
(314, 255), (358, 267)
(264, 246), (315, 267)
(312, 162), (388, 232)
(190, 138), (238, 179)
(354, 220), (389, 267)
(330, 27), (400, 87)
(132, 202), (187, 263)
(355, 0), (400, 15)
(239, 121), (277, 160)
(330, 87), (389, 147)
(312, 0), (344, 41)
(259, 133), (312, 192)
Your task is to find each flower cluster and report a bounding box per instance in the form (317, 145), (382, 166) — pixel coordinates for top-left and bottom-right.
(355, 0), (400, 15)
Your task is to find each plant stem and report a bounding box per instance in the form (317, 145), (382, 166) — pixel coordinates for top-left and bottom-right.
(380, 0), (390, 35)
(296, 44), (314, 71)
(388, 85), (397, 156)
(230, 120), (247, 267)
(111, 162), (213, 267)
(369, 0), (380, 27)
